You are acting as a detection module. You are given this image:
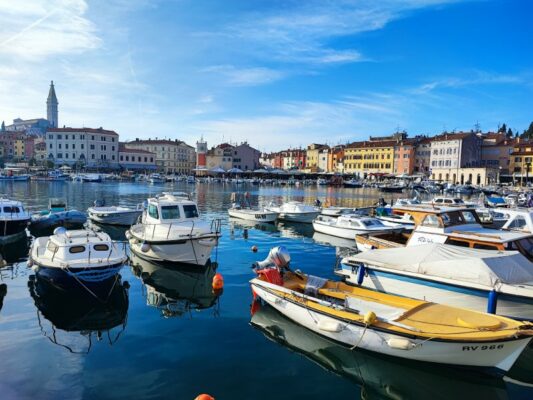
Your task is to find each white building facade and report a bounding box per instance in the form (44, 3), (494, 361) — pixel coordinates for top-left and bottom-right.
(124, 139), (196, 174)
(46, 127), (119, 168)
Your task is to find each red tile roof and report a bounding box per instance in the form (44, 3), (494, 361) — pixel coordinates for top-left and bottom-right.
(431, 132), (475, 142)
(47, 127), (119, 136)
(119, 143), (155, 154)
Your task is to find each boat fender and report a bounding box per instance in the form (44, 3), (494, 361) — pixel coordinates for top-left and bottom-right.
(387, 338), (415, 350)
(356, 265), (366, 285)
(363, 311), (377, 325)
(27, 259), (33, 267)
(487, 290), (498, 314)
(317, 319), (344, 333)
(141, 242), (150, 252)
(195, 394), (215, 400)
(31, 265), (39, 272)
(212, 273), (224, 290)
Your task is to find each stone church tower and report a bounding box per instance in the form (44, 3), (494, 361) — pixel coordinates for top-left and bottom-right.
(47, 81), (58, 128)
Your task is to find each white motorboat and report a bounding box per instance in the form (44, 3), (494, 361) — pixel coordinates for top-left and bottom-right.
(126, 192), (221, 265)
(375, 212), (416, 229)
(316, 178), (328, 186)
(266, 201), (320, 223)
(313, 214), (404, 239)
(251, 247), (533, 374)
(28, 228), (127, 293)
(0, 198), (30, 239)
(424, 197), (476, 208)
(88, 201), (143, 226)
(186, 176), (195, 184)
(149, 173), (165, 184)
(320, 206), (368, 217)
(81, 173), (103, 183)
(228, 204), (279, 223)
(501, 208), (533, 233)
(338, 243), (533, 320)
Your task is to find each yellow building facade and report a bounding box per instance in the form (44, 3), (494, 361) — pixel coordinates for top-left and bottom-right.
(14, 139), (25, 159)
(509, 142), (533, 185)
(344, 141), (395, 176)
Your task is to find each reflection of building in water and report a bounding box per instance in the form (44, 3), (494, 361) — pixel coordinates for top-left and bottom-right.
(28, 275), (129, 353)
(251, 303), (509, 400)
(130, 253), (221, 318)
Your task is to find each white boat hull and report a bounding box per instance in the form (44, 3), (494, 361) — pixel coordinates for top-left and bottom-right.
(128, 235), (218, 266)
(251, 282), (531, 372)
(228, 209), (278, 222)
(313, 221), (402, 240)
(337, 268), (533, 320)
(278, 211), (320, 223)
(88, 210), (142, 226)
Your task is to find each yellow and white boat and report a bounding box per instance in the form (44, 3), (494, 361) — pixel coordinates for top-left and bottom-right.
(251, 247), (533, 374)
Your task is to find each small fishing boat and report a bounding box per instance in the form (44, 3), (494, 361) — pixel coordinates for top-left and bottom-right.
(338, 243), (533, 320)
(81, 173), (103, 183)
(30, 198), (87, 236)
(379, 184), (405, 193)
(28, 228), (127, 294)
(126, 192), (221, 265)
(266, 201), (321, 223)
(251, 246), (533, 374)
(320, 206), (367, 217)
(186, 176), (195, 184)
(0, 198), (31, 238)
(227, 192), (279, 223)
(313, 214), (404, 239)
(88, 200), (143, 226)
(149, 173), (165, 184)
(343, 179), (362, 188)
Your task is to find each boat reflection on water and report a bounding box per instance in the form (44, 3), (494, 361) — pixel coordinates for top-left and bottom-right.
(251, 303), (514, 400)
(0, 283), (6, 313)
(229, 218), (279, 235)
(130, 252), (222, 318)
(0, 233), (30, 264)
(276, 221), (315, 239)
(28, 275), (129, 354)
(87, 220), (129, 241)
(312, 232), (358, 257)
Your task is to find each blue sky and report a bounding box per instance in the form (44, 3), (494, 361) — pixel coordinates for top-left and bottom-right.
(0, 0), (532, 151)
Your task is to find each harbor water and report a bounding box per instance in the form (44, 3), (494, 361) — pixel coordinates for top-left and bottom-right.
(0, 181), (532, 399)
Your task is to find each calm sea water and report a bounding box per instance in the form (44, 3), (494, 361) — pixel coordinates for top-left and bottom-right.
(0, 181), (531, 400)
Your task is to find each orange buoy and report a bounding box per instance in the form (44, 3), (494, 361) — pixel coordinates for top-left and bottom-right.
(251, 245), (258, 253)
(212, 273), (224, 290)
(195, 395), (215, 400)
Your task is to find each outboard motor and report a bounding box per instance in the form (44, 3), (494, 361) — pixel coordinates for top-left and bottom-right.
(253, 246), (291, 270)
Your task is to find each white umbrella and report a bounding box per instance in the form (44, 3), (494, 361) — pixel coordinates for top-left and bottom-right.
(227, 167), (243, 173)
(254, 169), (267, 174)
(209, 166), (226, 173)
(270, 169), (286, 174)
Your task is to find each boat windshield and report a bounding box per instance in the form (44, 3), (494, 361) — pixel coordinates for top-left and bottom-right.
(441, 211), (476, 227)
(460, 210), (477, 223)
(361, 219), (384, 227)
(509, 237), (533, 261)
(161, 205), (180, 219)
(3, 206), (20, 213)
(183, 205), (199, 218)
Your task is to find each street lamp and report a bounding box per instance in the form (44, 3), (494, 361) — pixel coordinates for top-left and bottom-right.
(526, 162), (531, 187)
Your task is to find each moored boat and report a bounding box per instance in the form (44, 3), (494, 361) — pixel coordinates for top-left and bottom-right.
(338, 243), (533, 320)
(126, 192), (221, 265)
(30, 198), (87, 236)
(266, 201), (320, 223)
(28, 228), (127, 295)
(313, 214), (404, 239)
(228, 205), (279, 223)
(0, 198), (30, 239)
(251, 246), (533, 374)
(88, 201), (143, 226)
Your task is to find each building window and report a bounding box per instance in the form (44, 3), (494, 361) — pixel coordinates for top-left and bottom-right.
(112, 146), (115, 151)
(65, 134), (68, 139)
(112, 155), (115, 161)
(65, 143), (69, 149)
(57, 153), (63, 158)
(126, 156), (129, 161)
(81, 135), (85, 140)
(48, 134), (53, 139)
(90, 144), (95, 150)
(58, 144), (62, 149)
(72, 144), (75, 149)
(81, 144), (84, 149)
(57, 134), (62, 139)
(91, 135), (95, 140)
(49, 143), (52, 149)
(92, 154), (95, 159)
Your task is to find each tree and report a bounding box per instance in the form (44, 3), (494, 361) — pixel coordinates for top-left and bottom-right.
(45, 160), (54, 169)
(28, 158), (37, 166)
(507, 127), (513, 138)
(520, 121), (533, 139)
(498, 123), (507, 133)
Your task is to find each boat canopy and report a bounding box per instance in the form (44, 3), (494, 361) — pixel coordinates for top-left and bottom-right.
(344, 243), (533, 288)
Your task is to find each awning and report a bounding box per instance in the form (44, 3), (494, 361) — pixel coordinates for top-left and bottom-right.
(120, 163), (157, 170)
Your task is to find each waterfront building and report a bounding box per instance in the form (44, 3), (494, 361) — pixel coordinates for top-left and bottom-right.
(318, 148), (329, 173)
(306, 144), (328, 172)
(429, 132), (482, 171)
(232, 142), (260, 171)
(509, 141), (533, 185)
(125, 138), (196, 174)
(206, 143), (234, 171)
(34, 141), (47, 164)
(393, 138), (417, 175)
(344, 140), (395, 178)
(0, 131), (35, 161)
(481, 132), (515, 176)
(328, 145), (345, 173)
(259, 152), (275, 168)
(118, 143), (156, 171)
(281, 149), (306, 170)
(413, 137), (431, 175)
(430, 166), (499, 185)
(47, 127), (119, 169)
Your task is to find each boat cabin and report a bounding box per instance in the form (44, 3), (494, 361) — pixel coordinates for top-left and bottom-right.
(501, 209), (533, 233)
(0, 199), (30, 220)
(337, 216), (387, 229)
(144, 192), (199, 224)
(427, 197), (475, 208)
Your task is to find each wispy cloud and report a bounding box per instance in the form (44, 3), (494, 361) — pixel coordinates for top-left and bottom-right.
(201, 65), (285, 86)
(0, 0), (100, 59)
(414, 71), (525, 93)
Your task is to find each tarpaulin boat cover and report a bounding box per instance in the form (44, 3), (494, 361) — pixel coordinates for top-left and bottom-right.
(344, 243), (533, 288)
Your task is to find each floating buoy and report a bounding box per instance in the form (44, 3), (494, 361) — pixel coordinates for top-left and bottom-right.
(363, 311), (377, 325)
(212, 273), (224, 290)
(251, 245), (258, 253)
(195, 395), (214, 400)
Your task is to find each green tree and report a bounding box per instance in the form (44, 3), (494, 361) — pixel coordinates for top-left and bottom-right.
(498, 123), (507, 133)
(506, 127), (513, 138)
(520, 121), (533, 139)
(28, 158), (37, 166)
(45, 160), (55, 169)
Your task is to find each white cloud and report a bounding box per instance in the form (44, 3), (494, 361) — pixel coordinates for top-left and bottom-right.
(413, 71), (525, 93)
(0, 0), (100, 59)
(201, 65), (285, 86)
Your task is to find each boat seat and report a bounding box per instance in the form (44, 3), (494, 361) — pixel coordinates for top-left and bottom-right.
(304, 275), (327, 296)
(345, 296), (405, 321)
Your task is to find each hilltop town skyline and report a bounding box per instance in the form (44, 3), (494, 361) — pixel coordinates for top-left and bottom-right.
(1, 0), (532, 151)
